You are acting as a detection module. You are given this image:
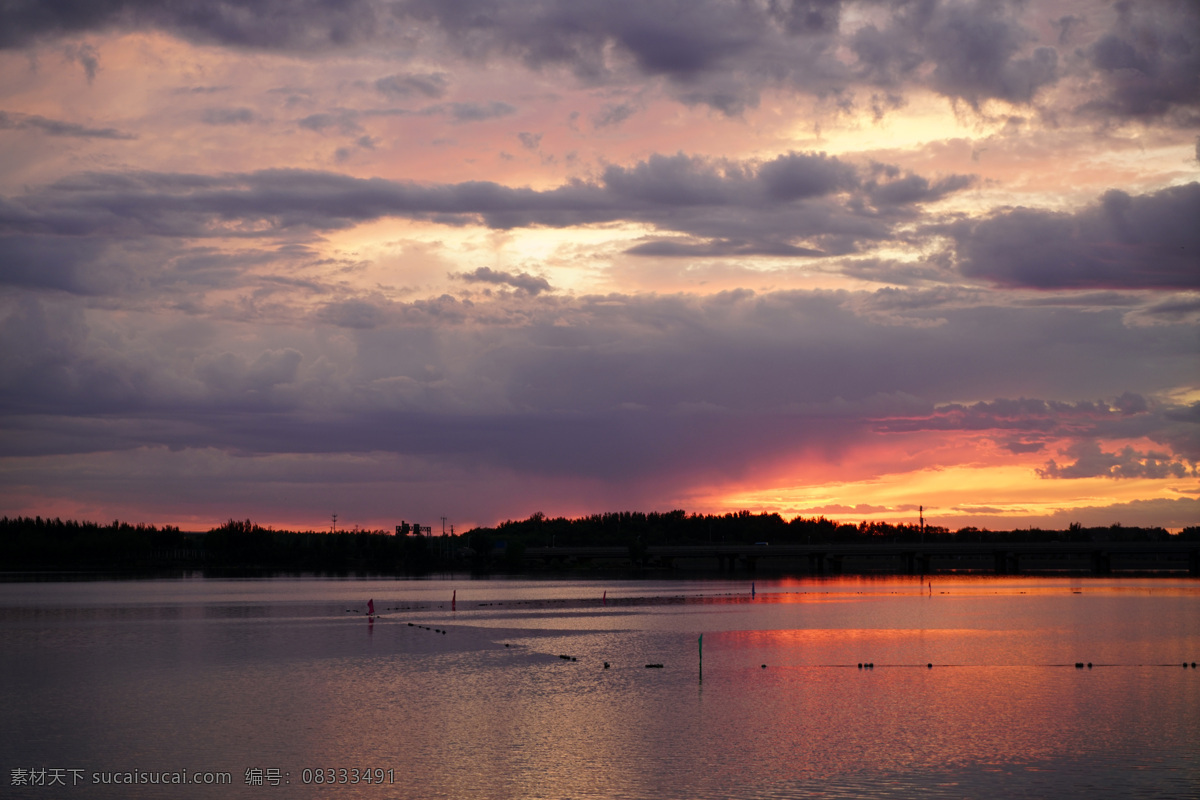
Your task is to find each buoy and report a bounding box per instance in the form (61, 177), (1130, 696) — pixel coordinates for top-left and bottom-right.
(761, 664), (767, 669)
(927, 663), (932, 669)
(858, 663), (863, 669)
(1075, 663), (1084, 669)
(1087, 662), (1092, 668)
(604, 662), (610, 669)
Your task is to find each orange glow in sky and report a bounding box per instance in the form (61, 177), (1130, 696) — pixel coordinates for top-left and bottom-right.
(0, 1), (1196, 532)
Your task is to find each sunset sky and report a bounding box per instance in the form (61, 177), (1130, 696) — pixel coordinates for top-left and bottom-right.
(1, 0), (1197, 533)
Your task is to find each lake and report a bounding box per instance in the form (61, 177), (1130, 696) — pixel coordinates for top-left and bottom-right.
(1, 575), (1198, 798)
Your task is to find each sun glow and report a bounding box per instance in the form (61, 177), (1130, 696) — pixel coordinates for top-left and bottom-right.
(710, 461), (1191, 529)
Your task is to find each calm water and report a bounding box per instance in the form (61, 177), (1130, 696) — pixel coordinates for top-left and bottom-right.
(1, 575), (1198, 799)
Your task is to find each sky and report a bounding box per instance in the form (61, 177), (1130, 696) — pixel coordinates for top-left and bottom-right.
(0, 0), (1197, 534)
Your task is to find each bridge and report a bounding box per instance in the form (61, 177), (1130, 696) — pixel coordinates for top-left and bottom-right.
(521, 541), (1200, 575)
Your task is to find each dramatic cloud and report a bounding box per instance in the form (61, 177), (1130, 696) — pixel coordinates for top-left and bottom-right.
(0, 0), (384, 52)
(1, 0), (1177, 118)
(456, 267), (552, 295)
(1038, 439), (1193, 480)
(1079, 0), (1200, 123)
(0, 152), (975, 293)
(953, 183), (1200, 289)
(852, 0), (1059, 106)
(0, 0), (1196, 531)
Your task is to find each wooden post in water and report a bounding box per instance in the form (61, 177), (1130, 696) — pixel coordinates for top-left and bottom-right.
(698, 633), (703, 683)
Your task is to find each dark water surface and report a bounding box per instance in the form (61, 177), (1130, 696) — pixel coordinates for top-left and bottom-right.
(2, 575), (1198, 798)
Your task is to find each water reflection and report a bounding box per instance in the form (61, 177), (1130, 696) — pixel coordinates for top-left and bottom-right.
(1, 576), (1197, 799)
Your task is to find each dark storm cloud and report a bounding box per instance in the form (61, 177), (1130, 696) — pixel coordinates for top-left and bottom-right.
(922, 5), (1058, 106)
(0, 153), (974, 293)
(456, 267), (552, 295)
(9, 0), (1194, 126)
(1037, 439), (1193, 480)
(864, 165), (975, 208)
(1, 287), (1195, 488)
(953, 183), (1200, 290)
(0, 0), (383, 51)
(601, 153), (757, 206)
(0, 110), (136, 139)
(876, 392), (1200, 469)
(758, 151), (860, 200)
(1079, 0), (1200, 123)
(0, 235), (114, 294)
(391, 0), (1066, 113)
(387, 0), (846, 113)
(875, 396), (1137, 435)
(851, 0), (1058, 106)
(0, 0), (1092, 116)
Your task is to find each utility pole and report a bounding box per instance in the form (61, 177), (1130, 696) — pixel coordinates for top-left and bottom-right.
(332, 513), (338, 533)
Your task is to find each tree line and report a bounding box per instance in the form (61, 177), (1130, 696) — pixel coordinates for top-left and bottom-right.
(0, 516), (432, 573)
(1, 512), (1195, 574)
(472, 510), (1192, 551)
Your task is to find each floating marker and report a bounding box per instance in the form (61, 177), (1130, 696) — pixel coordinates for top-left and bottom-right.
(367, 598), (374, 616)
(603, 590), (607, 606)
(452, 590), (456, 611)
